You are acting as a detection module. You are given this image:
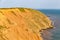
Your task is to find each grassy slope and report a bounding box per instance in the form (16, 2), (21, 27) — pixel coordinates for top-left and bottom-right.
(0, 8), (53, 40)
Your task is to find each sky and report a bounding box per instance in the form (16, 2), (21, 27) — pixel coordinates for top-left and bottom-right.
(0, 0), (60, 9)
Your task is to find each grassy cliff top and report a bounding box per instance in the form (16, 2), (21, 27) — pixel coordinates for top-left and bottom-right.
(0, 8), (53, 40)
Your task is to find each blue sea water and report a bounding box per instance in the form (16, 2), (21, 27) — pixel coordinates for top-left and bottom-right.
(38, 9), (60, 40)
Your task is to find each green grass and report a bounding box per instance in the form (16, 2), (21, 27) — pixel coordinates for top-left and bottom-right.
(19, 8), (25, 12)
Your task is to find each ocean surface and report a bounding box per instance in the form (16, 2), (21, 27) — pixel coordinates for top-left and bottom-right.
(38, 9), (60, 40)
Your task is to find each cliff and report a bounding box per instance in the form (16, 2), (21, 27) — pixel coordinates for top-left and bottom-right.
(0, 8), (53, 40)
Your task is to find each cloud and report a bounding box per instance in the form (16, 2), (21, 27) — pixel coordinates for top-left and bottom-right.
(0, 0), (60, 9)
(0, 0), (6, 4)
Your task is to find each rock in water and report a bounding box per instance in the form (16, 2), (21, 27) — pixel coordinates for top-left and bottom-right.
(0, 8), (53, 40)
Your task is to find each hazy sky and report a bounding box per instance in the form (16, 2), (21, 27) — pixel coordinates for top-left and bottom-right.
(0, 0), (59, 9)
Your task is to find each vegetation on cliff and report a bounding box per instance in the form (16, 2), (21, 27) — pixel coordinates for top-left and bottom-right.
(0, 8), (53, 40)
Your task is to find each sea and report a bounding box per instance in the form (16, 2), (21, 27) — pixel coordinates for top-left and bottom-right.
(37, 9), (60, 40)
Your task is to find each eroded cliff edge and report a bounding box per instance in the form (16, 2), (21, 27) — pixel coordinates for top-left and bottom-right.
(0, 8), (53, 40)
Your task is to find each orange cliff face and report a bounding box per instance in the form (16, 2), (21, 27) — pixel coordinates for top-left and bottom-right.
(0, 8), (53, 40)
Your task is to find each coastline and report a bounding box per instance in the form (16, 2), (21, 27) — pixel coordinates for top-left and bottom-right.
(0, 8), (53, 40)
